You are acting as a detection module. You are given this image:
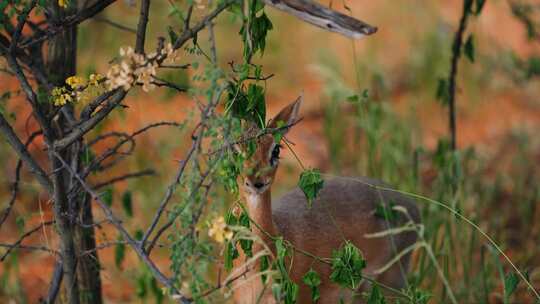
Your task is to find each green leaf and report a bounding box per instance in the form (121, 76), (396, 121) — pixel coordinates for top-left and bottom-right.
(224, 240), (239, 271)
(475, 0), (486, 15)
(283, 279), (299, 304)
(239, 211), (253, 257)
(15, 216), (25, 232)
(346, 95), (359, 103)
(526, 56), (540, 78)
(150, 277), (164, 304)
(226, 82), (266, 128)
(167, 26), (178, 44)
(298, 169), (324, 208)
(81, 148), (95, 167)
(122, 191), (133, 217)
(464, 34), (475, 63)
(136, 275), (147, 298)
(114, 237), (125, 269)
(134, 229), (144, 241)
(464, 0), (474, 14)
(367, 284), (386, 304)
(260, 255), (270, 284)
(302, 268), (321, 302)
(436, 78), (449, 105)
(504, 272), (519, 303)
(272, 283), (282, 302)
(330, 241), (366, 289)
(374, 202), (398, 222)
(102, 187), (114, 207)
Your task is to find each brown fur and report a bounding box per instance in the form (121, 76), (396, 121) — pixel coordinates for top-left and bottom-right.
(232, 98), (421, 303)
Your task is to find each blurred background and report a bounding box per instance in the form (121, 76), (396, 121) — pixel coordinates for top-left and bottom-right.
(1, 0), (539, 303)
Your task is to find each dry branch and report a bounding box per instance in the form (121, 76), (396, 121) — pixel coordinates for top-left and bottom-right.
(263, 0), (377, 39)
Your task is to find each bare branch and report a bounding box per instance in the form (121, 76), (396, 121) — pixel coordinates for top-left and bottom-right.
(10, 0), (38, 52)
(19, 0), (118, 49)
(172, 0), (236, 50)
(151, 76), (188, 92)
(41, 260), (63, 304)
(0, 114), (52, 192)
(1, 221), (55, 261)
(3, 53), (53, 139)
(93, 16), (136, 34)
(93, 169), (156, 189)
(135, 0), (151, 53)
(141, 85), (227, 251)
(141, 140), (197, 249)
(0, 243), (58, 255)
(54, 89), (127, 151)
(0, 130), (42, 230)
(159, 64), (190, 69)
(52, 151), (190, 303)
(263, 0), (377, 39)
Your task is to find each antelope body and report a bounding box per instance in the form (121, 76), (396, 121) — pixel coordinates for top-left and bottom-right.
(232, 98), (420, 303)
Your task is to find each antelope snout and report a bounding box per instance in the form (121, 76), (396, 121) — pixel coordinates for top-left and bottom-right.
(244, 178), (271, 194)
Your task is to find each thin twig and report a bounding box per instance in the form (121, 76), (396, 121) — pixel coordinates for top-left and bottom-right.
(93, 16), (136, 34)
(52, 151), (190, 303)
(0, 113), (52, 192)
(0, 130), (42, 230)
(10, 0), (38, 52)
(1, 220), (55, 261)
(19, 0), (118, 49)
(92, 169), (155, 189)
(0, 243), (58, 255)
(447, 1), (471, 151)
(152, 76), (188, 92)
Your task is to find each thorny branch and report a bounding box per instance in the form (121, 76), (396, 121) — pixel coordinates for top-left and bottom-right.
(0, 221), (55, 261)
(0, 130), (42, 230)
(52, 151), (190, 303)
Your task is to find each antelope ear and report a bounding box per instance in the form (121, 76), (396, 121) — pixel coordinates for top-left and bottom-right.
(267, 96), (302, 134)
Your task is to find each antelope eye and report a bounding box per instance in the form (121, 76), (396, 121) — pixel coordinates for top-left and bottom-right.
(270, 144), (281, 166)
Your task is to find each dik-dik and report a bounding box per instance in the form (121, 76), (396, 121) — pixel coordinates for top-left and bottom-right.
(232, 98), (421, 303)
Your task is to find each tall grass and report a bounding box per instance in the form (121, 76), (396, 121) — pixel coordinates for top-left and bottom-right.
(314, 57), (540, 303)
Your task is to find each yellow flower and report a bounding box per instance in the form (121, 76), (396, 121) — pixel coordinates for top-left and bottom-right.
(88, 74), (104, 86)
(58, 0), (68, 8)
(208, 216), (233, 243)
(51, 86), (75, 106)
(65, 76), (85, 89)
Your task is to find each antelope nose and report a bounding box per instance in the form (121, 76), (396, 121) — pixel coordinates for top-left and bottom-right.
(253, 182), (265, 189)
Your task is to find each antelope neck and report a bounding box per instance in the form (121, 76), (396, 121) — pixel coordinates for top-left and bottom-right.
(244, 190), (277, 246)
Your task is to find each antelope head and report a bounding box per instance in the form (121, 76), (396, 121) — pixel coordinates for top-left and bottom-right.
(236, 97), (302, 197)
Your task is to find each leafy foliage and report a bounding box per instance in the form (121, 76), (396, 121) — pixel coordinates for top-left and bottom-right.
(504, 272), (519, 304)
(464, 34), (475, 63)
(224, 208), (253, 270)
(366, 284), (386, 304)
(226, 82), (266, 128)
(298, 169), (324, 208)
(115, 236), (125, 269)
(374, 201), (399, 222)
(102, 187), (114, 207)
(302, 268), (322, 302)
(330, 241), (366, 289)
(122, 191), (133, 218)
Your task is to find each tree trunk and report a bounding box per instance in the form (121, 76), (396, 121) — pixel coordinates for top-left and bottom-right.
(45, 3), (103, 303)
(73, 193), (103, 304)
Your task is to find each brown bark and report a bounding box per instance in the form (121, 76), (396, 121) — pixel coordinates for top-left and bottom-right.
(45, 4), (102, 303)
